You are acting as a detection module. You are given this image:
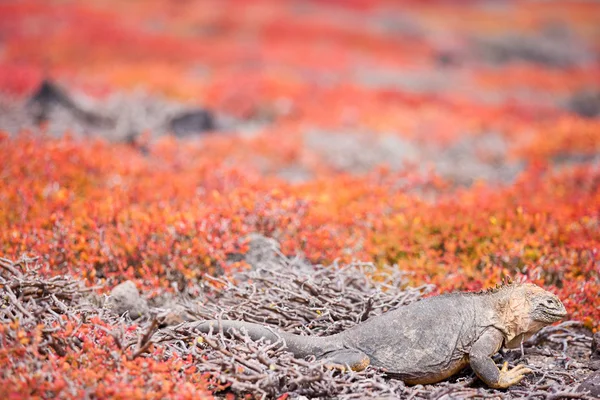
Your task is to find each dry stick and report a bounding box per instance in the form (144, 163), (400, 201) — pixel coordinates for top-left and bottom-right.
(0, 258), (23, 277)
(197, 331), (266, 374)
(129, 318), (158, 360)
(4, 285), (35, 320)
(50, 294), (70, 313)
(360, 296), (374, 322)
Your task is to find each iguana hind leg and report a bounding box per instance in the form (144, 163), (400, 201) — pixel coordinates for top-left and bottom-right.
(322, 349), (370, 372)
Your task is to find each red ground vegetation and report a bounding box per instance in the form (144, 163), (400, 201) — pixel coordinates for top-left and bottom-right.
(0, 0), (599, 398)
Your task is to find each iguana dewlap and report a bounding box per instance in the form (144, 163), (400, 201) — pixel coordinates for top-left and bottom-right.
(196, 283), (566, 388)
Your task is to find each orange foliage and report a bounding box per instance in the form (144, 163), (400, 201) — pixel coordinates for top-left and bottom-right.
(1, 134), (598, 323)
(0, 0), (599, 397)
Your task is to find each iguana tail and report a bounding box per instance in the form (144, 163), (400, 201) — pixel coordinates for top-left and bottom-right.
(195, 320), (334, 357)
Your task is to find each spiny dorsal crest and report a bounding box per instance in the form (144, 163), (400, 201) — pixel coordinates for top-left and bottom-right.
(475, 276), (521, 295)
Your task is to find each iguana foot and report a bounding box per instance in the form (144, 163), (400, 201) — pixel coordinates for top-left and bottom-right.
(492, 362), (532, 388)
(323, 349), (370, 372)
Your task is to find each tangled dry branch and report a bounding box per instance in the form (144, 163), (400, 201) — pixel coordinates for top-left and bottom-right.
(0, 256), (95, 356)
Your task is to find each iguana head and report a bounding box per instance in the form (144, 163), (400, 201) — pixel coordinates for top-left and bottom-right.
(493, 283), (567, 348)
(528, 287), (567, 324)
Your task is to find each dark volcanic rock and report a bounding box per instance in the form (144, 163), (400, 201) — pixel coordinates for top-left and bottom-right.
(169, 109), (216, 136)
(566, 91), (600, 119)
(28, 80), (73, 123)
(27, 79), (113, 127)
(474, 28), (592, 68)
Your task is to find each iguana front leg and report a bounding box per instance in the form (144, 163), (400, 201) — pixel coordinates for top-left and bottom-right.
(469, 328), (532, 388)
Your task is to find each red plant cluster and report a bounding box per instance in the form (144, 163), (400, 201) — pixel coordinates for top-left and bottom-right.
(0, 0), (599, 398)
(0, 317), (215, 399)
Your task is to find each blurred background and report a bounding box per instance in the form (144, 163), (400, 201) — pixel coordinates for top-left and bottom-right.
(1, 0), (599, 321)
(1, 0), (598, 185)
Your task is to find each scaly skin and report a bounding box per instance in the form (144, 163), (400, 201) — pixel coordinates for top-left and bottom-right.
(196, 283), (566, 388)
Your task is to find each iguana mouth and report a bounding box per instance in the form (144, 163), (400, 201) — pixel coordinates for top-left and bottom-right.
(545, 310), (567, 319)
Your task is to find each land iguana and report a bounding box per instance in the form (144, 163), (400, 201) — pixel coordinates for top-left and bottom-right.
(196, 282), (566, 388)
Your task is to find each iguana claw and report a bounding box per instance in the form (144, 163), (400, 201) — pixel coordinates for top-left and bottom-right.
(493, 362), (532, 388)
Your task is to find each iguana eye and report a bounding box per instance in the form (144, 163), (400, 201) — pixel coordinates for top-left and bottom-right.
(544, 299), (556, 307)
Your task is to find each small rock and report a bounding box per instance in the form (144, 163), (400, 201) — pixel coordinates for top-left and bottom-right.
(169, 109), (216, 136)
(245, 233), (283, 268)
(226, 233), (284, 269)
(577, 371), (600, 397)
(107, 280), (148, 320)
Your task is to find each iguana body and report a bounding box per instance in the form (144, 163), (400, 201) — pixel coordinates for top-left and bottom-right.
(197, 283), (566, 388)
